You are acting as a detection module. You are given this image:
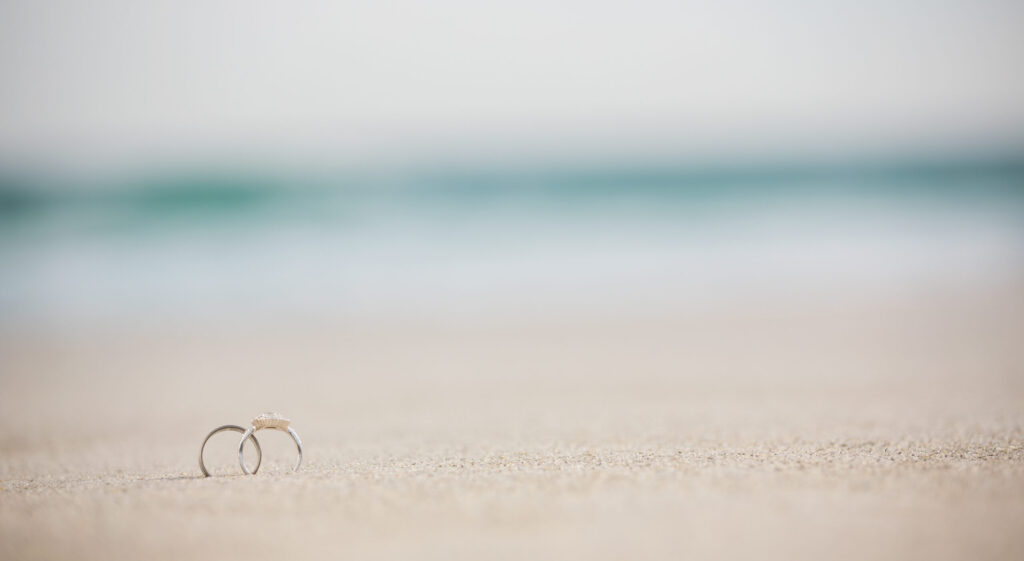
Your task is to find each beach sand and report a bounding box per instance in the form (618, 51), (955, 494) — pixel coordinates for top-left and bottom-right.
(2, 283), (1023, 560)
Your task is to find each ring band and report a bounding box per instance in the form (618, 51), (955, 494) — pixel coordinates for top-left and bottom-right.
(238, 412), (302, 474)
(199, 424), (262, 477)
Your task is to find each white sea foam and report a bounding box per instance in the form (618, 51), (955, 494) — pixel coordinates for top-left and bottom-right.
(1, 169), (1022, 327)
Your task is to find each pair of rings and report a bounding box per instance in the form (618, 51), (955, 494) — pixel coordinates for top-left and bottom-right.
(199, 412), (303, 476)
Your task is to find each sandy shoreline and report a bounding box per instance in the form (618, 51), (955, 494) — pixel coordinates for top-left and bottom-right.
(2, 285), (1023, 560)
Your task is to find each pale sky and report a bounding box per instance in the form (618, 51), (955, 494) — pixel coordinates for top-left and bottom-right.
(1, 0), (1023, 166)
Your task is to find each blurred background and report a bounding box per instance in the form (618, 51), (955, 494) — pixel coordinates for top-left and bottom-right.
(1, 1), (1023, 332)
(1, 2), (1024, 559)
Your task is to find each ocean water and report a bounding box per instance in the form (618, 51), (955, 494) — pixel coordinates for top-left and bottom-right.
(2, 159), (1023, 327)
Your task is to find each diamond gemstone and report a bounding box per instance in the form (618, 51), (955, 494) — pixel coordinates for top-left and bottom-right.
(252, 412), (290, 429)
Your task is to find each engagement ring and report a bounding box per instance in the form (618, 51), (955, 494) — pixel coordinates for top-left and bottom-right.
(238, 412), (303, 474)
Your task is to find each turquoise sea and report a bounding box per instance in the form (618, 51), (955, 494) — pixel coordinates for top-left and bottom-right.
(2, 158), (1023, 326)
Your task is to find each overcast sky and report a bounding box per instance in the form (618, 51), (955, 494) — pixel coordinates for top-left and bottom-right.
(1, 0), (1023, 167)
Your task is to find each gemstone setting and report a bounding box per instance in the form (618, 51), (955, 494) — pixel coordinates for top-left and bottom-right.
(252, 412), (290, 430)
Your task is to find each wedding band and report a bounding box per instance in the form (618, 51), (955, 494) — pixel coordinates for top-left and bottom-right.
(239, 412), (303, 474)
(199, 424), (262, 477)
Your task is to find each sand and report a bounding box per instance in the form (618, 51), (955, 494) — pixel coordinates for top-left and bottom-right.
(2, 284), (1024, 560)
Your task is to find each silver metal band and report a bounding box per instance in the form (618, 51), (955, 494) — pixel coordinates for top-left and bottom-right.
(199, 424), (262, 477)
(238, 425), (303, 474)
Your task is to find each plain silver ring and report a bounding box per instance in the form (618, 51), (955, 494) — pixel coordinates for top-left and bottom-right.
(199, 424), (262, 477)
(239, 426), (302, 474)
